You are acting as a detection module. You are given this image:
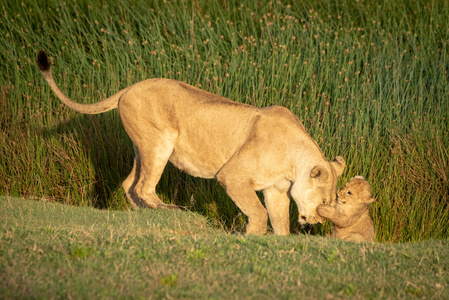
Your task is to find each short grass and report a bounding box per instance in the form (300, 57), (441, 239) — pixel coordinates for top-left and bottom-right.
(0, 0), (448, 243)
(1, 196), (448, 299)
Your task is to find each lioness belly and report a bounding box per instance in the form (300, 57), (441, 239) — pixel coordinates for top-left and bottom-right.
(169, 148), (221, 178)
(168, 115), (254, 179)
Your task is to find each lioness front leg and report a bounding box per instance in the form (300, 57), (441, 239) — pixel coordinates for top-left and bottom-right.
(216, 171), (268, 235)
(263, 186), (290, 235)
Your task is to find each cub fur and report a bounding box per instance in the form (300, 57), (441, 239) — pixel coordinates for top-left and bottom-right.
(317, 176), (375, 242)
(37, 50), (345, 235)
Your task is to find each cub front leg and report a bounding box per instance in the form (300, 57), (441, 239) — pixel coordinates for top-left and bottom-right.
(317, 204), (351, 227)
(316, 204), (336, 219)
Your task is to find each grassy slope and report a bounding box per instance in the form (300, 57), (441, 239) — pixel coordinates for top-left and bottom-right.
(1, 196), (447, 299)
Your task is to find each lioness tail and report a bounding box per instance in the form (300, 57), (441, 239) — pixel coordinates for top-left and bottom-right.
(36, 50), (130, 114)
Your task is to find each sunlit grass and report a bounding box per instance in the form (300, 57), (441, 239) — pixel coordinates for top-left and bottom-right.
(0, 0), (448, 242)
(1, 196), (448, 298)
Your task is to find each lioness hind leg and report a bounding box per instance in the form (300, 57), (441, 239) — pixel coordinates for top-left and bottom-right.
(122, 144), (147, 209)
(133, 142), (179, 210)
(263, 187), (290, 235)
(122, 156), (140, 209)
(121, 127), (179, 210)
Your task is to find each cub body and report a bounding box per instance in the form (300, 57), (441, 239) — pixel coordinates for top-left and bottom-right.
(317, 176), (375, 242)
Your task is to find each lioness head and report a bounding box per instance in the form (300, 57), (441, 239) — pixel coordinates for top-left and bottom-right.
(291, 156), (345, 225)
(335, 176), (375, 216)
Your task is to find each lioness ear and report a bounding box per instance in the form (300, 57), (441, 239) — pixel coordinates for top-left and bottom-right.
(310, 165), (329, 182)
(331, 156), (345, 177)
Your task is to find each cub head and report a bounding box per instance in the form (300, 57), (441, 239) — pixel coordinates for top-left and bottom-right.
(335, 176), (375, 215)
(291, 156), (345, 225)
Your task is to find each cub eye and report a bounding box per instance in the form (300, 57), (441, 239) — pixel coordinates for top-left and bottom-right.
(346, 191), (352, 196)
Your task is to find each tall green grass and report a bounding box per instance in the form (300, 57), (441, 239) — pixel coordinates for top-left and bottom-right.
(1, 0), (448, 242)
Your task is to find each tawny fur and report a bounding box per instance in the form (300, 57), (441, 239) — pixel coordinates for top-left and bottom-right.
(317, 176), (376, 242)
(36, 50), (346, 235)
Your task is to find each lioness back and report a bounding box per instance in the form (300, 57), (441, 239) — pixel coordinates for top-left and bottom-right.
(118, 79), (307, 179)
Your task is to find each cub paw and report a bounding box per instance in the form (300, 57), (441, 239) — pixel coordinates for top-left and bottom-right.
(317, 204), (332, 217)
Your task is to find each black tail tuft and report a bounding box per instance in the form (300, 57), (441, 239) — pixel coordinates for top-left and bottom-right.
(37, 50), (50, 71)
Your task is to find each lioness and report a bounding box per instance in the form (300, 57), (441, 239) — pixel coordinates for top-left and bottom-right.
(36, 50), (345, 235)
(317, 176), (375, 242)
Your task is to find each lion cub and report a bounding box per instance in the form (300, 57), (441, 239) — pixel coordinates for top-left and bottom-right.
(317, 176), (375, 242)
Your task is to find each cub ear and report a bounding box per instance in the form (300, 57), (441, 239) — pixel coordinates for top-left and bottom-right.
(331, 156), (345, 177)
(362, 198), (375, 204)
(310, 165), (329, 182)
